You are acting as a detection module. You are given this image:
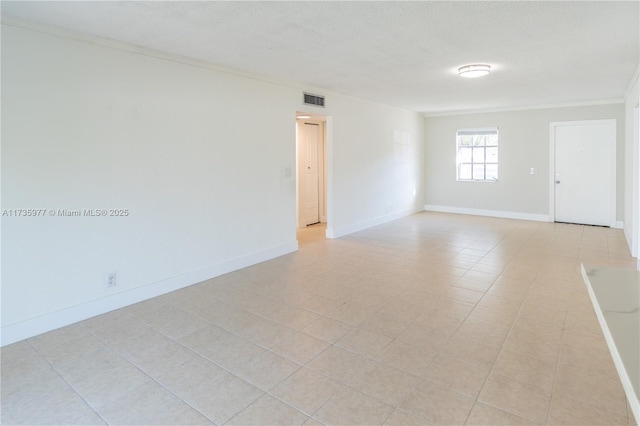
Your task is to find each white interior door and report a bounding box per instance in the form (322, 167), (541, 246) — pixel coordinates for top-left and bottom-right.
(298, 122), (320, 226)
(553, 120), (616, 226)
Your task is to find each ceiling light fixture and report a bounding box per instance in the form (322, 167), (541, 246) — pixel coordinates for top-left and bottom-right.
(297, 115), (311, 119)
(458, 64), (491, 78)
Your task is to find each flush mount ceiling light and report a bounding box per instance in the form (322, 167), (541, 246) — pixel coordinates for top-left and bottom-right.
(458, 64), (491, 78)
(297, 115), (311, 119)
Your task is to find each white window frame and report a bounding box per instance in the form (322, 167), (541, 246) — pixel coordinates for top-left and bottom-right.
(456, 128), (499, 182)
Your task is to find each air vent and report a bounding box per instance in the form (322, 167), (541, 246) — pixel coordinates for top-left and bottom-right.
(303, 93), (325, 107)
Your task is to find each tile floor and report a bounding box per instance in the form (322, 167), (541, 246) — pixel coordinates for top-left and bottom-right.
(2, 212), (638, 425)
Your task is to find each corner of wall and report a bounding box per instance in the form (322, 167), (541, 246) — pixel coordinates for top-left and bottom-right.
(329, 206), (423, 239)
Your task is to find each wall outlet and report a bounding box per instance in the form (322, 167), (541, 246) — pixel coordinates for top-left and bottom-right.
(105, 273), (116, 288)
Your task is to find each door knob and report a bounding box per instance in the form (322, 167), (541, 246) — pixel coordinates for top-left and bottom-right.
(555, 180), (561, 184)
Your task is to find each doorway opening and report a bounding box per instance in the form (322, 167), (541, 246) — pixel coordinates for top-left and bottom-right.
(296, 112), (328, 245)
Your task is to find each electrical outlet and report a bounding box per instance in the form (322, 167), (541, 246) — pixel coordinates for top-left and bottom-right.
(105, 273), (116, 288)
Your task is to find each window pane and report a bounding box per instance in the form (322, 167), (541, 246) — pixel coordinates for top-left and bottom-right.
(473, 147), (485, 162)
(456, 128), (498, 182)
(459, 164), (472, 180)
(458, 147), (472, 162)
(486, 147), (498, 162)
(486, 164), (498, 180)
(458, 136), (472, 147)
(473, 164), (485, 180)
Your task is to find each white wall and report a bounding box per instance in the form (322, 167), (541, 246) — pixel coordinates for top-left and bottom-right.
(1, 24), (425, 344)
(424, 104), (625, 221)
(322, 99), (424, 238)
(623, 71), (639, 259)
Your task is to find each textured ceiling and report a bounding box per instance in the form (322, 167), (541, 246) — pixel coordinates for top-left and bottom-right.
(2, 1), (638, 114)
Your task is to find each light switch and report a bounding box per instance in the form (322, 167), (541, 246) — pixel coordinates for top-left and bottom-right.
(283, 167), (292, 177)
(530, 168), (538, 175)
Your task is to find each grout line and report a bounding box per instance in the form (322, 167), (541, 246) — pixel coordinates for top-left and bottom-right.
(545, 303), (569, 425)
(26, 339), (110, 426)
(461, 251), (541, 425)
(82, 325), (225, 425)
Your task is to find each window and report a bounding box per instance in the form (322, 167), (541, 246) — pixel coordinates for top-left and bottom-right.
(456, 128), (498, 181)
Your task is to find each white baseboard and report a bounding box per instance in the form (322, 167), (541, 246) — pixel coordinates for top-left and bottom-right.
(1, 240), (298, 346)
(326, 206), (422, 239)
(424, 204), (550, 222)
(615, 220), (624, 229)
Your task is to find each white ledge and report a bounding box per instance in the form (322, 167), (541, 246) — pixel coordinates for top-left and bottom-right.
(582, 264), (639, 424)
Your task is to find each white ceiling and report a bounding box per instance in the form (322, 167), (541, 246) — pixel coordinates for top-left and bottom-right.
(2, 1), (638, 114)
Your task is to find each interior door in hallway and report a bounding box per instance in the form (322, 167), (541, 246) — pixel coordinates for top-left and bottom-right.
(299, 122), (320, 226)
(553, 120), (616, 227)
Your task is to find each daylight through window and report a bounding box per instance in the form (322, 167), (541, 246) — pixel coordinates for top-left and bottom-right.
(456, 128), (498, 182)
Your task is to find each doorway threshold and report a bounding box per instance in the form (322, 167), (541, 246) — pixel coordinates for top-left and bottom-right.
(297, 223), (326, 245)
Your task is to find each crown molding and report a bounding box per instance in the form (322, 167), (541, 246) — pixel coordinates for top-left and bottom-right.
(625, 63), (640, 99)
(1, 17), (420, 116)
(423, 99), (625, 118)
